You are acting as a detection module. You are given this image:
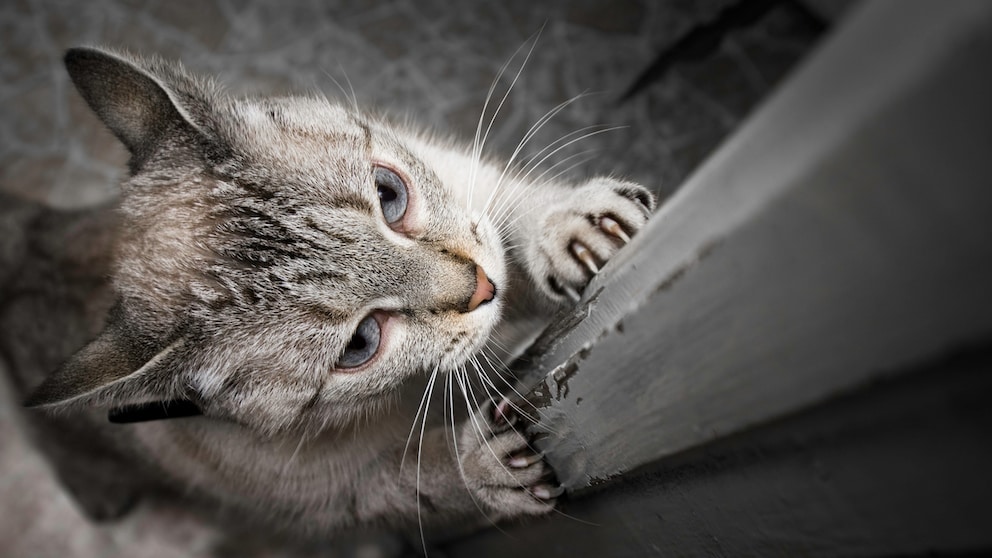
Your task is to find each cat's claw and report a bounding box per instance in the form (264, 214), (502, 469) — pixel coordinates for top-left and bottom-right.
(529, 178), (655, 303)
(461, 402), (558, 519)
(599, 216), (630, 244)
(562, 285), (581, 303)
(508, 451), (545, 468)
(570, 241), (600, 275)
(529, 484), (564, 500)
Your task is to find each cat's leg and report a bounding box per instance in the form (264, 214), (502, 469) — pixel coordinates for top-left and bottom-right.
(509, 177), (656, 303)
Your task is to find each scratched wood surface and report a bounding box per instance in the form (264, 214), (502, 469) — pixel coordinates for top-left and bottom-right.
(445, 0), (992, 555)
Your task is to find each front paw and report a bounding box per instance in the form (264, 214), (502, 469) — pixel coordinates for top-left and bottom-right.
(528, 178), (655, 302)
(458, 401), (559, 519)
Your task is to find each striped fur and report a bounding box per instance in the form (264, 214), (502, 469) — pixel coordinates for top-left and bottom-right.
(21, 47), (655, 537)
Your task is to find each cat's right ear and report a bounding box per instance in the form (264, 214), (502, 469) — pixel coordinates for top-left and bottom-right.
(64, 47), (214, 167)
(24, 315), (188, 412)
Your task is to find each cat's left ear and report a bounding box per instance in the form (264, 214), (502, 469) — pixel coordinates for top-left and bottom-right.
(64, 46), (219, 169)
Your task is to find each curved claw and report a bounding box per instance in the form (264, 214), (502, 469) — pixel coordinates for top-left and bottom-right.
(600, 216), (631, 244)
(570, 241), (600, 275)
(529, 484), (565, 500)
(562, 285), (581, 303)
(508, 452), (545, 468)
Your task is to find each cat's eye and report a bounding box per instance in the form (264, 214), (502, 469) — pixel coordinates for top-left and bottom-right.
(375, 166), (408, 225)
(336, 314), (382, 369)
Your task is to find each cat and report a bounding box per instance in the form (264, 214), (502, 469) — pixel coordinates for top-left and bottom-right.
(7, 46), (654, 540)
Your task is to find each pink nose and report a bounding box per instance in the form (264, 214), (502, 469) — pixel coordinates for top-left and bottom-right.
(467, 265), (496, 312)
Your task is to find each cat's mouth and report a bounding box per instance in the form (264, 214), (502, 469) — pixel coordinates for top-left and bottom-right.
(466, 265), (496, 312)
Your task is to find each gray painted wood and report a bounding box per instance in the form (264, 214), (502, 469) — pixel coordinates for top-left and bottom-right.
(445, 0), (992, 554)
(447, 341), (992, 556)
(514, 0), (992, 490)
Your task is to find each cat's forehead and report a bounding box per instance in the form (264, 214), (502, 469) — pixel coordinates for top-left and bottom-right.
(229, 98), (415, 179)
(234, 98), (366, 158)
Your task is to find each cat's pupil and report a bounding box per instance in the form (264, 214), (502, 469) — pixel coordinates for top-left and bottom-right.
(336, 314), (381, 369)
(378, 185), (397, 203)
(347, 334), (367, 351)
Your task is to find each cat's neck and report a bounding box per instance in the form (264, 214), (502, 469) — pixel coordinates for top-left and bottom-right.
(127, 375), (430, 501)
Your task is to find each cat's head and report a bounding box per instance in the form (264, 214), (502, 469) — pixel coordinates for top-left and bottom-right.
(26, 47), (507, 436)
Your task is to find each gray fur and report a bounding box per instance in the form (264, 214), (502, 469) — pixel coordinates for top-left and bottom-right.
(16, 47), (655, 536)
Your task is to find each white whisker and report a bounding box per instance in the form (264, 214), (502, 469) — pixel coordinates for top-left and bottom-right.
(487, 126), (623, 230)
(415, 367), (439, 558)
(490, 150), (599, 232)
(468, 31), (542, 213)
(481, 92), (590, 218)
(321, 68), (359, 113)
(401, 365), (440, 473)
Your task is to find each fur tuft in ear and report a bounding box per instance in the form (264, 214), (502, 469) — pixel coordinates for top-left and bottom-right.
(64, 46), (214, 168)
(25, 309), (187, 410)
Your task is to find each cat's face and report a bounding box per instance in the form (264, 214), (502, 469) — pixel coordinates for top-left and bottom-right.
(29, 48), (507, 436)
(182, 100), (507, 433)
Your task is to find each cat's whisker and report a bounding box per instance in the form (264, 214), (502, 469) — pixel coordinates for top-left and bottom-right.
(463, 360), (552, 474)
(454, 376), (529, 497)
(464, 360), (546, 473)
(468, 31), (541, 214)
(321, 68), (359, 113)
(401, 365), (440, 473)
(469, 354), (507, 404)
(489, 119), (601, 212)
(489, 151), (599, 233)
(477, 349), (540, 417)
(514, 126), (599, 178)
(485, 123), (603, 224)
(490, 149), (595, 234)
(447, 369), (505, 533)
(476, 355), (544, 430)
(481, 93), (590, 218)
(472, 363), (528, 426)
(491, 142), (614, 236)
(519, 126), (626, 188)
(415, 368), (439, 558)
(489, 126), (624, 231)
(468, 54), (515, 214)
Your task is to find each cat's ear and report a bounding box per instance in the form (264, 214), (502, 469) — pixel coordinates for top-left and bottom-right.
(25, 318), (188, 412)
(64, 46), (217, 166)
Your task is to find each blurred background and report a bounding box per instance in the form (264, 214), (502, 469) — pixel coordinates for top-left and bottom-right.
(0, 0), (855, 555)
(0, 0), (846, 208)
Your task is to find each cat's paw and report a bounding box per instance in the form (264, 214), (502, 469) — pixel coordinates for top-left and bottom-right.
(458, 400), (559, 519)
(527, 178), (655, 303)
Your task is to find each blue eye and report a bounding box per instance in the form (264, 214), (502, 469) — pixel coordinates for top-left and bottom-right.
(337, 315), (381, 369)
(375, 166), (408, 224)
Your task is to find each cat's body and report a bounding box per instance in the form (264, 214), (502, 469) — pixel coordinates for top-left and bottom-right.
(4, 47), (653, 539)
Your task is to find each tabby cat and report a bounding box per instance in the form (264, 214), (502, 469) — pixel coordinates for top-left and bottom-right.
(11, 47), (653, 538)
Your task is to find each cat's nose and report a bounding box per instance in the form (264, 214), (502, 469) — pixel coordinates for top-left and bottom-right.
(467, 265), (496, 312)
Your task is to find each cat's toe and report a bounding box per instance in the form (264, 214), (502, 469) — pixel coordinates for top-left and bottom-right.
(461, 404), (558, 519)
(534, 179), (655, 303)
